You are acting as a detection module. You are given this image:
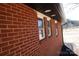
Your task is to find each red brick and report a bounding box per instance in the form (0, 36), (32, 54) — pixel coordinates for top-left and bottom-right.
(8, 33), (18, 36)
(15, 42), (23, 47)
(1, 29), (13, 33)
(7, 8), (16, 15)
(18, 18), (24, 22)
(14, 35), (22, 39)
(8, 25), (18, 28)
(20, 44), (26, 48)
(6, 16), (12, 21)
(1, 37), (14, 42)
(7, 52), (15, 56)
(15, 53), (20, 56)
(9, 40), (18, 44)
(12, 6), (20, 12)
(10, 47), (19, 53)
(0, 48), (1, 52)
(12, 17), (18, 21)
(0, 3), (63, 56)
(21, 49), (27, 54)
(13, 21), (21, 25)
(0, 33), (7, 38)
(0, 3), (41, 56)
(0, 4), (11, 8)
(19, 32), (25, 35)
(19, 38), (26, 42)
(0, 42), (8, 47)
(0, 20), (12, 24)
(0, 24), (7, 28)
(15, 49), (21, 54)
(0, 5), (6, 11)
(2, 45), (14, 51)
(0, 10), (12, 16)
(14, 29), (22, 32)
(0, 15), (6, 19)
(18, 25), (24, 28)
(0, 50), (9, 56)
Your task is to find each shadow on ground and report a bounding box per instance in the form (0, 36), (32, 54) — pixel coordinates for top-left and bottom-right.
(60, 44), (77, 56)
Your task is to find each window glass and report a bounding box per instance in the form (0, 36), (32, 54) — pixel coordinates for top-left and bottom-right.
(47, 21), (51, 36)
(55, 25), (58, 37)
(38, 18), (45, 40)
(55, 20), (58, 37)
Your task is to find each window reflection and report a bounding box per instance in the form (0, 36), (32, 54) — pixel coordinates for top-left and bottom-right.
(38, 18), (45, 40)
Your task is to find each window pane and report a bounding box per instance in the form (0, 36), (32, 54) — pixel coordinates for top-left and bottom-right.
(38, 19), (43, 28)
(47, 21), (51, 36)
(38, 18), (45, 40)
(55, 26), (58, 37)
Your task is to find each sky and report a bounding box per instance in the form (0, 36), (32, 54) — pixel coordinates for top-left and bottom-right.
(63, 3), (79, 21)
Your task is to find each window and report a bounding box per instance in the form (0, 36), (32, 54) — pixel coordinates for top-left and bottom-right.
(38, 18), (45, 40)
(47, 20), (51, 36)
(55, 20), (58, 37)
(55, 26), (58, 36)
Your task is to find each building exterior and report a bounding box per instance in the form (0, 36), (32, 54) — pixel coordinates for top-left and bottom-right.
(0, 3), (63, 56)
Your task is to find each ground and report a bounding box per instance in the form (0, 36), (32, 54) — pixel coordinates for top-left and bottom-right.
(63, 26), (79, 55)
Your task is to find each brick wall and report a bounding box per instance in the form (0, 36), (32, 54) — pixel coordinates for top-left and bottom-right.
(0, 3), (40, 56)
(0, 3), (63, 56)
(39, 17), (63, 56)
